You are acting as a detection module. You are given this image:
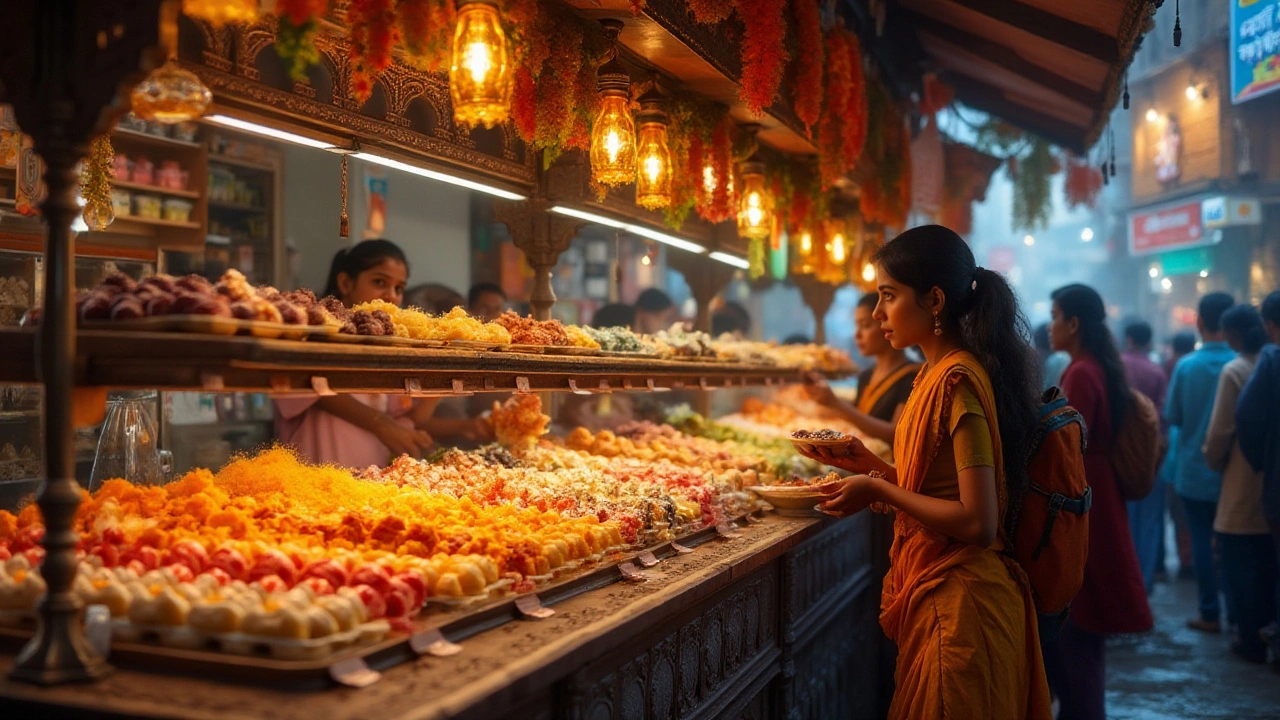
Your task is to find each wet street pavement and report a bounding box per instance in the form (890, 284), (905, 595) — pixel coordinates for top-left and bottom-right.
(1107, 577), (1280, 719)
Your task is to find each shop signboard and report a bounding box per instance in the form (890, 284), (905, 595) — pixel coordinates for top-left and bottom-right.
(1159, 246), (1215, 277)
(1201, 195), (1262, 228)
(1129, 200), (1211, 256)
(1232, 0), (1280, 104)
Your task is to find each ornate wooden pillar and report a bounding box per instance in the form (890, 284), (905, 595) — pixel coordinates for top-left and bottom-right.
(492, 165), (582, 321)
(1, 0), (166, 684)
(794, 275), (838, 345)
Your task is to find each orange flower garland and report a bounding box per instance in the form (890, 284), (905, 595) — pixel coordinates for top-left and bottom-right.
(397, 0), (456, 72)
(736, 0), (788, 116)
(688, 0), (735, 24)
(841, 30), (868, 171)
(274, 0), (328, 81)
(695, 116), (737, 223)
(348, 0), (401, 103)
(818, 28), (852, 189)
(664, 95), (718, 230)
(790, 0), (824, 132)
(1063, 154), (1103, 210)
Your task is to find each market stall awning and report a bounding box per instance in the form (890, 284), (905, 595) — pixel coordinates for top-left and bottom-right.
(897, 0), (1158, 152)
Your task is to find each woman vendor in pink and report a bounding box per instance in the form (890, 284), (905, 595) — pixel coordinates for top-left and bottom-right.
(274, 240), (439, 468)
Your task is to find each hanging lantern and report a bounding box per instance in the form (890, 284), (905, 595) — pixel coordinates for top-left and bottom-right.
(182, 0), (258, 27)
(736, 156), (773, 240)
(590, 20), (637, 186)
(450, 0), (512, 129)
(829, 230), (846, 264)
(131, 60), (212, 124)
(634, 86), (672, 210)
(861, 261), (876, 284)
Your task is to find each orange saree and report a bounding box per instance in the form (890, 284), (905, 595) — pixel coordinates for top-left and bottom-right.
(881, 351), (1051, 719)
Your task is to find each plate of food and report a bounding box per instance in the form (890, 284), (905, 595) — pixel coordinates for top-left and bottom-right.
(789, 429), (853, 453)
(747, 475), (843, 517)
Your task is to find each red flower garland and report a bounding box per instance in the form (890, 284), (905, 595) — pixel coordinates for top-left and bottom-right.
(695, 116), (736, 223)
(275, 0), (327, 81)
(790, 0), (823, 132)
(818, 28), (851, 189)
(397, 0), (456, 73)
(348, 0), (400, 103)
(280, 0), (326, 26)
(512, 65), (537, 142)
(688, 0), (734, 24)
(736, 0), (788, 116)
(1063, 154), (1103, 210)
(841, 30), (867, 171)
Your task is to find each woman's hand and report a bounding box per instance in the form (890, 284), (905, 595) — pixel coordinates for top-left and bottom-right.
(464, 417), (495, 443)
(795, 435), (880, 475)
(374, 417), (435, 458)
(803, 372), (838, 407)
(817, 475), (879, 517)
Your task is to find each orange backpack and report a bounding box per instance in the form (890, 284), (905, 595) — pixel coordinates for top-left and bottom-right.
(1005, 387), (1091, 640)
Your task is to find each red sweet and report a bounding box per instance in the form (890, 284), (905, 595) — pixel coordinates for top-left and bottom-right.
(0, 544), (10, 562)
(300, 558), (349, 590)
(89, 542), (119, 568)
(384, 578), (417, 618)
(120, 545), (161, 571)
(164, 540), (208, 574)
(23, 547), (45, 567)
(203, 567), (232, 586)
(349, 564), (391, 594)
(301, 576), (336, 596)
(209, 547), (250, 581)
(392, 572), (427, 608)
(102, 527), (125, 546)
(256, 574), (289, 594)
(248, 550), (298, 587)
(351, 584), (386, 620)
(164, 563), (195, 584)
(126, 560), (148, 576)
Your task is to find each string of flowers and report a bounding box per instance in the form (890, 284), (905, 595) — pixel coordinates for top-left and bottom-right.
(1010, 137), (1058, 231)
(274, 0), (328, 81)
(1063, 153), (1103, 210)
(840, 29), (868, 175)
(687, 0), (735, 24)
(397, 0), (456, 72)
(348, 0), (401, 103)
(857, 81), (909, 228)
(695, 115), (737, 223)
(664, 94), (720, 230)
(736, 0), (788, 116)
(790, 0), (823, 133)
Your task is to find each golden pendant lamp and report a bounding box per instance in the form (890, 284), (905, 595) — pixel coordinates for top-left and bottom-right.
(634, 86), (672, 210)
(450, 0), (512, 129)
(736, 156), (774, 241)
(589, 19), (637, 187)
(131, 3), (211, 124)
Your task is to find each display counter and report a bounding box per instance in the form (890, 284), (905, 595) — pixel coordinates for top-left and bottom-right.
(0, 513), (884, 720)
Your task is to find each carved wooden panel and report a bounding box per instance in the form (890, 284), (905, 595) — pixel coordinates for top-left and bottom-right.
(566, 564), (779, 720)
(783, 516), (872, 637)
(178, 16), (534, 187)
(787, 594), (880, 720)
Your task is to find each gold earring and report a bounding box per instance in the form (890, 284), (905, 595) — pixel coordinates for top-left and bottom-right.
(933, 313), (942, 336)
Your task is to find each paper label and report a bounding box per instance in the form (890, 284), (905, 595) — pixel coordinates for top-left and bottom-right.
(618, 561), (648, 582)
(637, 551), (660, 568)
(516, 594), (555, 619)
(410, 628), (462, 657)
(329, 658), (382, 688)
(716, 522), (741, 539)
(671, 542), (694, 555)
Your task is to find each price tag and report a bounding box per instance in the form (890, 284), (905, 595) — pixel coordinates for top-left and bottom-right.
(515, 376), (531, 393)
(568, 379), (592, 395)
(410, 627), (462, 657)
(329, 657), (382, 688)
(636, 550), (660, 568)
(716, 522), (741, 540)
(311, 377), (337, 396)
(516, 594), (555, 619)
(671, 542), (694, 555)
(757, 502), (775, 513)
(270, 374), (292, 393)
(618, 561), (648, 582)
(200, 372), (225, 391)
(743, 515), (761, 525)
(451, 378), (470, 395)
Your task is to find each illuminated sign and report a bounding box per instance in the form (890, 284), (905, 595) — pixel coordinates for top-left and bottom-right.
(1232, 0), (1280, 104)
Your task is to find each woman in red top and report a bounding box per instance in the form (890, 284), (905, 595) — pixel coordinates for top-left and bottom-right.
(1047, 284), (1153, 720)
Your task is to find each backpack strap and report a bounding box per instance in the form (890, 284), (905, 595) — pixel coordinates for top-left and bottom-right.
(1007, 403), (1088, 541)
(1025, 484), (1092, 561)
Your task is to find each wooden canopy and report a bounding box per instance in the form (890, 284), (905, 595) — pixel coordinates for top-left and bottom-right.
(893, 0), (1159, 152)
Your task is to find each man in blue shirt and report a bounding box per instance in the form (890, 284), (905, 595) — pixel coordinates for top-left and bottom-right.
(1236, 291), (1280, 667)
(1166, 292), (1236, 633)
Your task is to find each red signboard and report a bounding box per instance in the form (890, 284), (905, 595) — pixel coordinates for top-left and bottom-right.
(1129, 201), (1203, 255)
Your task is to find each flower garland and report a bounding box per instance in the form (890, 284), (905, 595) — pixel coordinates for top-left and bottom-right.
(688, 0), (735, 24)
(274, 0), (327, 82)
(183, 0), (259, 26)
(817, 27), (855, 189)
(840, 30), (868, 173)
(736, 0), (788, 116)
(857, 81), (909, 229)
(790, 0), (823, 132)
(663, 95), (719, 230)
(348, 0), (401, 103)
(694, 115), (737, 223)
(397, 0), (456, 73)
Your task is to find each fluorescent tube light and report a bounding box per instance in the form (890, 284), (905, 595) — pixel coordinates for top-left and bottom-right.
(709, 251), (749, 269)
(549, 206), (706, 254)
(205, 114), (336, 150)
(353, 152), (526, 201)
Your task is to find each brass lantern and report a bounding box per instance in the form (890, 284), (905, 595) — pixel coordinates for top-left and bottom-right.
(450, 0), (512, 129)
(590, 19), (637, 186)
(634, 87), (672, 210)
(736, 156), (773, 240)
(131, 60), (212, 124)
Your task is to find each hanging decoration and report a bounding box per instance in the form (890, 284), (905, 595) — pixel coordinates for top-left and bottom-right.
(662, 94), (718, 229)
(791, 0), (824, 132)
(449, 0), (512, 128)
(737, 154), (774, 240)
(401, 0), (458, 72)
(182, 0), (258, 26)
(918, 73), (954, 115)
(857, 82), (910, 229)
(817, 27), (866, 189)
(635, 86), (673, 210)
(688, 0), (735, 24)
(1010, 137), (1057, 232)
(770, 229), (789, 281)
(589, 20), (637, 186)
(695, 116), (737, 223)
(736, 0), (788, 116)
(131, 61), (213, 123)
(748, 235), (767, 280)
(339, 153), (351, 238)
(938, 141), (1003, 236)
(348, 0), (400, 103)
(1063, 153), (1103, 210)
(275, 0), (327, 81)
(80, 135), (115, 232)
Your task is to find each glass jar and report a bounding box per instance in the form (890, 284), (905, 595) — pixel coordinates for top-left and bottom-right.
(89, 390), (172, 491)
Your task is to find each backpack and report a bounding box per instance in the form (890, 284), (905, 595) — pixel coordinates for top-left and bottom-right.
(1111, 389), (1163, 501)
(1006, 387), (1090, 641)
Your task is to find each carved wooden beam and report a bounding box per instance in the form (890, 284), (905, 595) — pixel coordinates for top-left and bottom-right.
(793, 275), (839, 345)
(667, 250), (735, 335)
(492, 164), (584, 320)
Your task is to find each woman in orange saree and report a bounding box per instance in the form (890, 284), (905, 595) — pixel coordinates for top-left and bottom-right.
(797, 226), (1052, 719)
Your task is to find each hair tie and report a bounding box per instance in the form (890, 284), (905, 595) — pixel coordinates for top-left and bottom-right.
(972, 266), (983, 291)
